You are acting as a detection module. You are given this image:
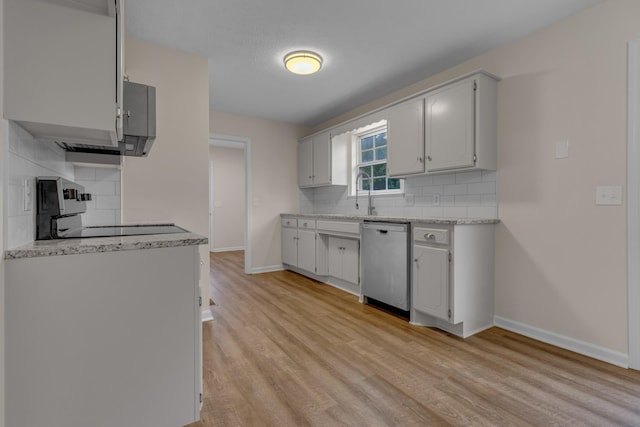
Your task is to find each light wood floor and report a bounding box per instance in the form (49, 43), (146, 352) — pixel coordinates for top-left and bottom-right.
(188, 251), (640, 426)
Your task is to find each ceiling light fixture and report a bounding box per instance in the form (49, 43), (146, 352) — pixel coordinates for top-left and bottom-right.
(284, 51), (323, 75)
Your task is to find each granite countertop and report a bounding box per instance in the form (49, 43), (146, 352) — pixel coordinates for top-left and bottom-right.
(281, 213), (499, 225)
(5, 232), (208, 260)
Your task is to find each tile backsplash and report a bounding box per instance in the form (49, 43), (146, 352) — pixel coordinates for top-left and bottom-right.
(6, 121), (122, 248)
(75, 166), (121, 227)
(299, 170), (497, 219)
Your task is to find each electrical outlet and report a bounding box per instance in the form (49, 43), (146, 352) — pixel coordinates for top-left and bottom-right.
(433, 194), (440, 206)
(555, 140), (569, 159)
(405, 194), (414, 206)
(595, 186), (623, 205)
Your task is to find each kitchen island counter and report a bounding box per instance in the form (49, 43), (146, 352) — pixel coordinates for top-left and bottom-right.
(281, 213), (499, 225)
(4, 231), (208, 260)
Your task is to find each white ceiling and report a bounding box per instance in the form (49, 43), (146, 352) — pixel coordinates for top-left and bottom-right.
(126, 0), (603, 126)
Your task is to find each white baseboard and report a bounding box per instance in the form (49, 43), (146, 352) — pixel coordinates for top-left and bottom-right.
(212, 246), (245, 253)
(494, 316), (629, 368)
(201, 308), (214, 323)
(250, 265), (285, 274)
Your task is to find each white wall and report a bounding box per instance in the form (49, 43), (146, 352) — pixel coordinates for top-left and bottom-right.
(209, 111), (309, 271)
(209, 146), (245, 251)
(313, 0), (640, 358)
(122, 39), (211, 310)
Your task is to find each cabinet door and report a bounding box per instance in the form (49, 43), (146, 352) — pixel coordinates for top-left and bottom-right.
(282, 227), (298, 266)
(387, 98), (425, 177)
(312, 131), (332, 185)
(328, 237), (342, 278)
(297, 229), (317, 273)
(4, 0), (118, 146)
(298, 138), (314, 187)
(425, 79), (475, 172)
(413, 245), (450, 320)
(341, 238), (360, 285)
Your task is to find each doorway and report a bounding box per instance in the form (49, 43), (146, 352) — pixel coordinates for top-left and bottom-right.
(209, 134), (251, 274)
(628, 39), (640, 370)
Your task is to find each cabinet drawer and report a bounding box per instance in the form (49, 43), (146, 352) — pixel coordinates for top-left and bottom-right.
(298, 219), (316, 229)
(281, 218), (297, 228)
(414, 227), (449, 245)
(316, 220), (360, 235)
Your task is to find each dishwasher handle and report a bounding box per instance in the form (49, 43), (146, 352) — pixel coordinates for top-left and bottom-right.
(362, 222), (407, 233)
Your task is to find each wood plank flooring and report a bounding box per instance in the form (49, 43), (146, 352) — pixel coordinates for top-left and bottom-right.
(188, 251), (640, 426)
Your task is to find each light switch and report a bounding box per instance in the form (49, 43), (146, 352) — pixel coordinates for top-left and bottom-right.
(23, 179), (33, 211)
(595, 186), (623, 205)
(555, 141), (569, 159)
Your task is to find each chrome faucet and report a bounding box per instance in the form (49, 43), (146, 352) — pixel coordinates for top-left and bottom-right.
(355, 171), (375, 216)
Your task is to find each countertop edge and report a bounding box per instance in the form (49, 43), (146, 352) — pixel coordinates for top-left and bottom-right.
(4, 233), (208, 260)
(280, 213), (500, 225)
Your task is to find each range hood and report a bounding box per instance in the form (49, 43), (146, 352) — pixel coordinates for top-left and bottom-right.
(57, 81), (156, 158)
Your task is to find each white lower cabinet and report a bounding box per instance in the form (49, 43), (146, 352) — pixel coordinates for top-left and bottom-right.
(297, 228), (317, 273)
(282, 226), (298, 266)
(413, 245), (449, 321)
(5, 245), (202, 427)
(281, 217), (317, 274)
(411, 224), (495, 338)
(328, 237), (360, 285)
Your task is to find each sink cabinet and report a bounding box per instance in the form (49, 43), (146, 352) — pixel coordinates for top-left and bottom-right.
(411, 223), (495, 338)
(3, 0), (124, 146)
(328, 237), (360, 285)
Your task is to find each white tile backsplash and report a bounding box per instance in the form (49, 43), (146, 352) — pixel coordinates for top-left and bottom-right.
(75, 166), (121, 226)
(299, 169), (498, 219)
(5, 122), (122, 248)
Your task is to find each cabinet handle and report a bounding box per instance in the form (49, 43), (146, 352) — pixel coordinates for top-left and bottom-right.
(424, 233), (436, 240)
(303, 222), (308, 227)
(414, 258), (418, 262)
(427, 155), (432, 161)
(417, 156), (423, 162)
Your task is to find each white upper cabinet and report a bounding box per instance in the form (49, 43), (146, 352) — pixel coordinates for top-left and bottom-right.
(3, 0), (124, 146)
(298, 130), (348, 188)
(298, 138), (314, 187)
(387, 97), (425, 177)
(425, 73), (498, 173)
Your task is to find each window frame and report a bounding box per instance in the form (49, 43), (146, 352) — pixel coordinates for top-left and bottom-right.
(352, 123), (403, 196)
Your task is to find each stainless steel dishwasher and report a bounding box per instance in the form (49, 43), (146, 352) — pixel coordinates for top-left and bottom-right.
(362, 222), (410, 311)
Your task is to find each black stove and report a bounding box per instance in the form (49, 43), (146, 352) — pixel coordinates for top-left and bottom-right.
(36, 177), (188, 240)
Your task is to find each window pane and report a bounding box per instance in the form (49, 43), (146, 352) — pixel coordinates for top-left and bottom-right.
(388, 178), (401, 190)
(375, 146), (387, 161)
(373, 178), (386, 191)
(361, 136), (374, 150)
(358, 166), (371, 190)
(372, 163), (386, 177)
(361, 149), (374, 163)
(374, 132), (387, 148)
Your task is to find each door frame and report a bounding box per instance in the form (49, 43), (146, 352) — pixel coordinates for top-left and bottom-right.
(628, 39), (640, 370)
(209, 133), (252, 275)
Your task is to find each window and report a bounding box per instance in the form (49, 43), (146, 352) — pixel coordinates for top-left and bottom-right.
(355, 126), (402, 194)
